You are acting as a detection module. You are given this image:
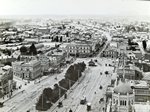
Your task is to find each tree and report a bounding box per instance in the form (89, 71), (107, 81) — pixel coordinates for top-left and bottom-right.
(142, 40), (147, 50)
(105, 71), (109, 75)
(20, 46), (28, 55)
(29, 43), (37, 55)
(4, 61), (12, 66)
(59, 79), (69, 90)
(95, 43), (101, 51)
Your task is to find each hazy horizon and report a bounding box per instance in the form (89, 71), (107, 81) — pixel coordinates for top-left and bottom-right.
(0, 0), (150, 16)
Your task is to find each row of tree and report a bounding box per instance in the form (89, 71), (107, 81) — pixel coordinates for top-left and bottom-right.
(36, 62), (86, 111)
(20, 43), (37, 55)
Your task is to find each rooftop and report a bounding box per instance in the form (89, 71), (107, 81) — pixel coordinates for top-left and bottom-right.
(134, 103), (150, 112)
(25, 60), (39, 65)
(114, 82), (133, 95)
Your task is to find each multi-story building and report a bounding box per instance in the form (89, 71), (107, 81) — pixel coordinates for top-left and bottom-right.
(117, 65), (142, 80)
(22, 60), (42, 80)
(12, 60), (42, 80)
(38, 54), (49, 72)
(132, 81), (150, 102)
(101, 41), (119, 58)
(112, 82), (135, 112)
(48, 50), (66, 67)
(67, 41), (94, 57)
(101, 47), (119, 58)
(0, 65), (14, 97)
(117, 65), (135, 79)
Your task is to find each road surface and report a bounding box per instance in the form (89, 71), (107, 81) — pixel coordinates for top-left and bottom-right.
(48, 58), (114, 112)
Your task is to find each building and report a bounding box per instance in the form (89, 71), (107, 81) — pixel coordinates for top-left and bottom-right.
(38, 54), (49, 72)
(0, 65), (14, 97)
(133, 102), (150, 112)
(48, 50), (66, 67)
(117, 65), (135, 80)
(66, 41), (94, 57)
(135, 61), (150, 72)
(12, 60), (42, 80)
(101, 47), (118, 58)
(112, 82), (135, 112)
(101, 41), (119, 58)
(22, 60), (42, 80)
(131, 81), (150, 102)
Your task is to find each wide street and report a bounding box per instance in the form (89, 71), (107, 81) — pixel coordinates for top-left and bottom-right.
(48, 58), (114, 112)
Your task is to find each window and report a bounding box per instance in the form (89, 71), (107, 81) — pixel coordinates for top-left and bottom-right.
(113, 99), (115, 104)
(124, 101), (126, 106)
(116, 100), (118, 104)
(120, 101), (122, 105)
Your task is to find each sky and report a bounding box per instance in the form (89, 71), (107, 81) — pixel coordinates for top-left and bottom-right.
(0, 0), (150, 16)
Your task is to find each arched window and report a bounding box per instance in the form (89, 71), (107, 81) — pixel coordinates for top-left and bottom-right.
(124, 101), (126, 105)
(123, 101), (124, 105)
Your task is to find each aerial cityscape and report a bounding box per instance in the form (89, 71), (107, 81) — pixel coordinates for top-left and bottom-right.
(0, 0), (150, 112)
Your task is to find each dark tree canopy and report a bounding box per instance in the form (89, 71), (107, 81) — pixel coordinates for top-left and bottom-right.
(29, 43), (37, 55)
(142, 40), (147, 50)
(20, 46), (28, 55)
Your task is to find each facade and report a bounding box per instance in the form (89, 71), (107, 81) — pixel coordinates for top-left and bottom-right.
(12, 60), (42, 80)
(66, 41), (94, 57)
(48, 51), (66, 67)
(101, 42), (119, 58)
(101, 47), (118, 58)
(112, 82), (135, 112)
(38, 54), (49, 72)
(133, 83), (150, 102)
(117, 65), (135, 80)
(0, 65), (13, 97)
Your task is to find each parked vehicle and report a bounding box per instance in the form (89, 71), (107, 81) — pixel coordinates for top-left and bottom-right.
(80, 96), (86, 104)
(57, 101), (63, 108)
